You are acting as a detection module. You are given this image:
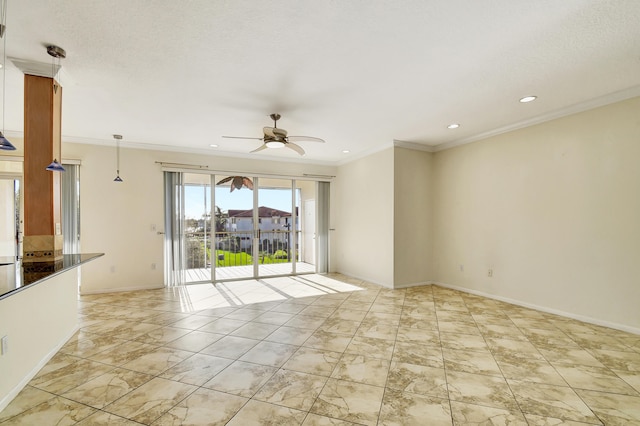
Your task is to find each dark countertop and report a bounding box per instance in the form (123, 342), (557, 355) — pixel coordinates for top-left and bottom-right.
(0, 253), (104, 301)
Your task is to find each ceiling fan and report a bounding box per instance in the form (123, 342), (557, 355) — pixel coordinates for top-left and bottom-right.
(222, 113), (325, 156)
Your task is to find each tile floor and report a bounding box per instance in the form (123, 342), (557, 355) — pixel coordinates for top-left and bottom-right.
(1, 273), (640, 425)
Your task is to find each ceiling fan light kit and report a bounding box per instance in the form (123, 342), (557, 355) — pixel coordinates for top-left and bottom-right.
(265, 140), (285, 148)
(222, 113), (325, 156)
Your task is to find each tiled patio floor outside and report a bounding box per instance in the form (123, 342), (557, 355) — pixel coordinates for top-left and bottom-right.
(186, 262), (316, 283)
(1, 273), (639, 425)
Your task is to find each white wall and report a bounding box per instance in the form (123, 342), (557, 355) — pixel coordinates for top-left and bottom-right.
(0, 161), (22, 258)
(0, 269), (78, 411)
(0, 180), (15, 257)
(62, 143), (337, 293)
(432, 96), (640, 332)
(393, 147), (433, 288)
(333, 148), (394, 287)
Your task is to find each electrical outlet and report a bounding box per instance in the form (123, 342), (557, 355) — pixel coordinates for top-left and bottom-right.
(1, 335), (8, 355)
(488, 269), (493, 277)
(459, 264), (464, 272)
(110, 265), (116, 273)
(151, 263), (156, 270)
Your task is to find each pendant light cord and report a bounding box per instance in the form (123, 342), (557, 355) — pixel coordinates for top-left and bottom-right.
(116, 139), (120, 174)
(113, 134), (123, 181)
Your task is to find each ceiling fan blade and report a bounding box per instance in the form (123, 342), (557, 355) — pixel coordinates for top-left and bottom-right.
(263, 127), (276, 137)
(216, 176), (233, 185)
(285, 142), (306, 156)
(222, 136), (264, 140)
(287, 136), (325, 143)
(250, 144), (269, 153)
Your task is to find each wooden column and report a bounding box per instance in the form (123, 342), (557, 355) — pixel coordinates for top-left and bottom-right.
(23, 74), (63, 263)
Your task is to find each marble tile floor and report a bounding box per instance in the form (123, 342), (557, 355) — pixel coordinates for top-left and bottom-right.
(1, 273), (640, 425)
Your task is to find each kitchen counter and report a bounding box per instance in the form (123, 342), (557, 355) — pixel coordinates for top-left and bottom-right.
(0, 253), (104, 301)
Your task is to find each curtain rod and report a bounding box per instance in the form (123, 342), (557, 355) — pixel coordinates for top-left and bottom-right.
(156, 162), (335, 180)
(303, 173), (336, 178)
(155, 161), (209, 169)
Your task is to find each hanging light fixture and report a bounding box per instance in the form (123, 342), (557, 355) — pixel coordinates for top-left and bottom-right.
(44, 44), (66, 171)
(0, 0), (15, 151)
(45, 159), (65, 172)
(113, 134), (123, 182)
(47, 44), (64, 93)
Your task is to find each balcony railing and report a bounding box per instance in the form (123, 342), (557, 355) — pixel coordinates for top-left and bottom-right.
(184, 230), (300, 269)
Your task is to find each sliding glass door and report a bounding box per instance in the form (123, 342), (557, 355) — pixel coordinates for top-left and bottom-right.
(256, 178), (294, 277)
(166, 171), (326, 285)
(212, 176), (314, 281)
(213, 174), (255, 281)
(182, 173), (212, 283)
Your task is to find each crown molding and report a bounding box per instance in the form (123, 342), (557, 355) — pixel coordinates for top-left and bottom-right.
(393, 140), (436, 152)
(434, 85), (640, 152)
(334, 141), (395, 166)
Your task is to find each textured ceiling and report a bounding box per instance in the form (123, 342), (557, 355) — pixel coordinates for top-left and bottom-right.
(4, 0), (640, 164)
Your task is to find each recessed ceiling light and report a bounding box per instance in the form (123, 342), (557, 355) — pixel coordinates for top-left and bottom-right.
(519, 96), (537, 103)
(209, 144), (218, 148)
(342, 150), (350, 154)
(447, 123), (460, 129)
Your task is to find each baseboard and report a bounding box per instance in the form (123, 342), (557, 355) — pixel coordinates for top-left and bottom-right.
(333, 270), (393, 289)
(0, 325), (79, 413)
(432, 281), (640, 336)
(80, 283), (164, 295)
(394, 281), (430, 289)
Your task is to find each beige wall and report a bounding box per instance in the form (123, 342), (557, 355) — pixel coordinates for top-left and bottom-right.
(432, 97), (640, 331)
(62, 143), (337, 293)
(394, 147), (433, 287)
(333, 148), (395, 287)
(8, 96), (638, 332)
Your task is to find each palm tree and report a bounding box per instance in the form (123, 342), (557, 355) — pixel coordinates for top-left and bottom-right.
(214, 206), (227, 234)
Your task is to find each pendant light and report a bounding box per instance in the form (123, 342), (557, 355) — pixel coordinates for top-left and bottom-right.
(44, 44), (65, 171)
(45, 159), (65, 172)
(0, 0), (15, 151)
(113, 134), (123, 182)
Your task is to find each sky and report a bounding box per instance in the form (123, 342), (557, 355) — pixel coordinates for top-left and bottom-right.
(184, 184), (296, 219)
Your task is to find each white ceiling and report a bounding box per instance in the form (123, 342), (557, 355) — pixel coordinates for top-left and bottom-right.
(4, 1), (640, 164)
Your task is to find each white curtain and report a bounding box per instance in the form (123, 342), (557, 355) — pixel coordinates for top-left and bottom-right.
(164, 171), (185, 286)
(316, 181), (330, 273)
(61, 164), (80, 254)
